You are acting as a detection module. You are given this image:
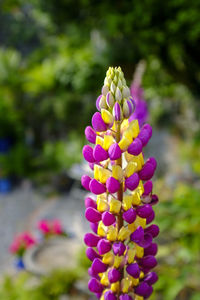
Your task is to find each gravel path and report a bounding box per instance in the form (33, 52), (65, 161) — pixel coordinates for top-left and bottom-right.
(0, 181), (89, 274)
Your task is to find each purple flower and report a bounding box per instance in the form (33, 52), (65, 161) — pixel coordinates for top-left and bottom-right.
(82, 67), (159, 299)
(129, 83), (149, 128)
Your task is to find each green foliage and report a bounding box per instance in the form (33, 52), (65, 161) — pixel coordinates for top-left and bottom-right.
(0, 269), (81, 300)
(153, 183), (200, 300)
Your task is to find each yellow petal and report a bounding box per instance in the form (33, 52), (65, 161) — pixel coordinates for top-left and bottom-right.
(98, 221), (107, 237)
(112, 165), (123, 182)
(109, 197), (121, 214)
(135, 216), (146, 229)
(118, 227), (131, 241)
(129, 275), (139, 286)
(118, 136), (131, 151)
(122, 195), (132, 210)
(107, 226), (118, 241)
(97, 199), (109, 212)
(96, 136), (104, 147)
(102, 252), (114, 265)
(101, 109), (114, 125)
(127, 248), (136, 264)
(132, 191), (141, 206)
(111, 282), (120, 293)
(99, 167), (111, 183)
(100, 272), (109, 286)
(113, 255), (123, 268)
(135, 244), (144, 258)
(135, 296), (144, 300)
(121, 277), (132, 293)
(103, 135), (115, 151)
(129, 120), (140, 138)
(124, 162), (137, 177)
(94, 164), (100, 180)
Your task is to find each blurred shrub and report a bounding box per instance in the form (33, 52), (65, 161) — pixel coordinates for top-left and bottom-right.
(152, 182), (200, 300)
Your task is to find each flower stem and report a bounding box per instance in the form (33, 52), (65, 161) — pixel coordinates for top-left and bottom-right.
(116, 121), (123, 230)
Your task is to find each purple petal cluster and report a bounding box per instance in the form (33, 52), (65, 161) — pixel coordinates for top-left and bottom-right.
(82, 67), (159, 299)
(129, 83), (149, 128)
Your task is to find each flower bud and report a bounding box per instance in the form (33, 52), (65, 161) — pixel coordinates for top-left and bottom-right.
(102, 85), (109, 96)
(122, 86), (130, 98)
(106, 92), (115, 108)
(85, 126), (96, 144)
(113, 102), (123, 121)
(115, 87), (122, 102)
(123, 99), (134, 118)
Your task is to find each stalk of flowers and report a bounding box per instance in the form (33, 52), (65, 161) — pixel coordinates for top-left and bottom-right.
(9, 232), (36, 257)
(82, 66), (159, 300)
(38, 219), (66, 239)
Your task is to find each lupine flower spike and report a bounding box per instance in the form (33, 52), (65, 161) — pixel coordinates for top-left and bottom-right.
(82, 67), (159, 300)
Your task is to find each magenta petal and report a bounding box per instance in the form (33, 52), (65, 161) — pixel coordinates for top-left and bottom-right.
(85, 126), (97, 144)
(97, 239), (112, 255)
(138, 129), (150, 146)
(90, 222), (98, 234)
(146, 210), (155, 224)
(85, 207), (102, 223)
(143, 124), (152, 138)
(144, 271), (158, 285)
(126, 262), (140, 278)
(84, 233), (101, 247)
(127, 138), (142, 156)
(108, 143), (122, 160)
(125, 173), (140, 191)
(92, 112), (107, 132)
(82, 145), (95, 163)
(112, 242), (126, 256)
(144, 243), (158, 256)
(143, 180), (153, 196)
(88, 278), (104, 293)
(81, 175), (92, 191)
(104, 291), (117, 300)
(147, 157), (157, 170)
(130, 226), (144, 243)
(119, 295), (133, 300)
(151, 194), (159, 206)
(139, 255), (157, 269)
(135, 282), (151, 297)
(137, 233), (152, 248)
(123, 208), (136, 224)
(137, 204), (153, 218)
(145, 224), (159, 238)
(138, 162), (155, 181)
(108, 268), (121, 283)
(102, 211), (116, 226)
(106, 177), (120, 193)
(89, 179), (106, 195)
(93, 144), (109, 162)
(86, 247), (101, 261)
(85, 197), (97, 209)
(88, 267), (100, 280)
(91, 258), (108, 274)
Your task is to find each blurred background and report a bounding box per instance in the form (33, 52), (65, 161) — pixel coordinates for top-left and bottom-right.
(0, 0), (199, 299)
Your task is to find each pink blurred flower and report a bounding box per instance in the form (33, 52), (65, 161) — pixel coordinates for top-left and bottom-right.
(52, 219), (63, 234)
(38, 219), (51, 234)
(10, 232), (36, 256)
(38, 219), (64, 237)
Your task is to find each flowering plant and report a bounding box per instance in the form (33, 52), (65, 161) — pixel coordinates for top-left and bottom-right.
(9, 232), (36, 257)
(38, 219), (66, 238)
(82, 67), (159, 299)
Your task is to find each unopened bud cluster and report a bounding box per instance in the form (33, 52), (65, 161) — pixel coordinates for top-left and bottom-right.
(96, 67), (135, 121)
(82, 67), (159, 300)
